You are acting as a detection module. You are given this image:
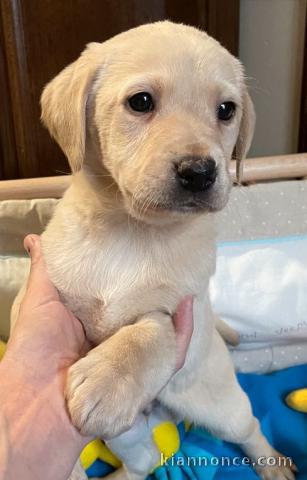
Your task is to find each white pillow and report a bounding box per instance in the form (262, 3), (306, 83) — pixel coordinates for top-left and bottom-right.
(210, 235), (307, 372)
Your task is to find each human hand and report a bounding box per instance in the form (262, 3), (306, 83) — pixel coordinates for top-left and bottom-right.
(0, 234), (91, 480)
(0, 234), (193, 480)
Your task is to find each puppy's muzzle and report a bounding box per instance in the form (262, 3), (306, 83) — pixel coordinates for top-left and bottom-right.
(175, 157), (217, 193)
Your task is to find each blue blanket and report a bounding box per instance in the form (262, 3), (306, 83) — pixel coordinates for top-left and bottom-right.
(151, 364), (307, 480)
(87, 364), (307, 479)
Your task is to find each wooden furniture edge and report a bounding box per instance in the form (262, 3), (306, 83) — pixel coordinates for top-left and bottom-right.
(0, 153), (307, 200)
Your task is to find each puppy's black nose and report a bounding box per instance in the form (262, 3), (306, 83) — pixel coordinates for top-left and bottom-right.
(176, 157), (217, 193)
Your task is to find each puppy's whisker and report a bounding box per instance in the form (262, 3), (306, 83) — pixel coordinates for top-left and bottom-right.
(137, 190), (154, 217)
(104, 181), (117, 191)
(54, 169), (71, 175)
(86, 173), (114, 178)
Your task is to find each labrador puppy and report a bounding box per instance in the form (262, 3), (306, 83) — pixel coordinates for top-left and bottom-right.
(12, 21), (295, 480)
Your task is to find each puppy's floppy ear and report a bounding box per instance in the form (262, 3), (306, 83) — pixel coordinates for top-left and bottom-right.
(41, 43), (102, 172)
(235, 90), (255, 182)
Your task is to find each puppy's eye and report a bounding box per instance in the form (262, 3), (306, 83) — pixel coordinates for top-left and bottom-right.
(217, 102), (236, 121)
(128, 92), (154, 113)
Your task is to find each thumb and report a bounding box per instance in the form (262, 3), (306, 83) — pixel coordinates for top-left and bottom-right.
(24, 234), (59, 302)
(173, 295), (194, 371)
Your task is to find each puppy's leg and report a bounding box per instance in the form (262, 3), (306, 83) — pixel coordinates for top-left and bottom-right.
(66, 312), (176, 439)
(159, 330), (296, 480)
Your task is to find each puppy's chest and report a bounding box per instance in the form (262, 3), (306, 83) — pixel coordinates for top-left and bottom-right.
(45, 223), (214, 343)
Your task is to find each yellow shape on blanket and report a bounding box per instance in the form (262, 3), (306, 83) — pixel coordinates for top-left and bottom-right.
(152, 421), (180, 461)
(286, 389), (307, 413)
(80, 439), (122, 470)
(0, 341), (6, 361)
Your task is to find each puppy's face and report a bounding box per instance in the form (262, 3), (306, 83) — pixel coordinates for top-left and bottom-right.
(41, 22), (255, 222)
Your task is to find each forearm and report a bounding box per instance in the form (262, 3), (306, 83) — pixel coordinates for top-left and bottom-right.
(0, 360), (88, 480)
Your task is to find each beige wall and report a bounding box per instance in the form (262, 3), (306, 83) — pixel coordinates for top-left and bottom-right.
(239, 0), (306, 157)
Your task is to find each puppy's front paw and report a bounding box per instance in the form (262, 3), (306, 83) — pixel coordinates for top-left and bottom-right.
(66, 350), (143, 439)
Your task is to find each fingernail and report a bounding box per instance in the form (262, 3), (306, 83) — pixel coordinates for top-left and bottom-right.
(24, 235), (35, 257)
